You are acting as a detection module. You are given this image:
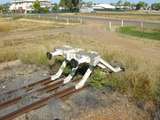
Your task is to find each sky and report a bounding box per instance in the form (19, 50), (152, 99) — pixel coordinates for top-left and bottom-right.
(0, 0), (158, 4)
(53, 0), (157, 4)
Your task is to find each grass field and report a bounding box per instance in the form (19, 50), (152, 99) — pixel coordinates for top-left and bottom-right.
(0, 18), (72, 63)
(0, 17), (160, 105)
(78, 12), (160, 21)
(118, 26), (160, 41)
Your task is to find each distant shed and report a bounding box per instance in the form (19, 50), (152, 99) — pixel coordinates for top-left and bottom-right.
(80, 7), (94, 13)
(92, 4), (115, 11)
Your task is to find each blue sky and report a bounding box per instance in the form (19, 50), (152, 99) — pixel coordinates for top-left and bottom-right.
(0, 0), (158, 4)
(53, 0), (157, 4)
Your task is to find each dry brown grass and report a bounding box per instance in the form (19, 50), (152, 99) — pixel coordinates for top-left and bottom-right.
(0, 22), (12, 32)
(75, 106), (149, 120)
(0, 18), (72, 64)
(77, 12), (160, 21)
(0, 17), (159, 104)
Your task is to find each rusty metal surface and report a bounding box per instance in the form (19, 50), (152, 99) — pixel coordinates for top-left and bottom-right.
(0, 77), (85, 120)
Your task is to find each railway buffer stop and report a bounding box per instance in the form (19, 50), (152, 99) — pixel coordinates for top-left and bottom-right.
(47, 46), (125, 89)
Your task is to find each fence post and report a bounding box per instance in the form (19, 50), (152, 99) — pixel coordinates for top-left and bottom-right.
(80, 17), (83, 24)
(140, 21), (144, 29)
(109, 21), (112, 31)
(67, 18), (69, 25)
(121, 19), (124, 27)
(140, 21), (144, 37)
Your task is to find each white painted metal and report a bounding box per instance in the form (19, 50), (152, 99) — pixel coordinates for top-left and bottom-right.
(109, 21), (112, 31)
(63, 67), (78, 84)
(48, 46), (124, 89)
(75, 67), (93, 89)
(51, 61), (67, 81)
(121, 20), (124, 27)
(99, 58), (122, 73)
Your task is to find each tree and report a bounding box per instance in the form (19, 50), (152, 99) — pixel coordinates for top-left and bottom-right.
(0, 3), (10, 13)
(65, 0), (73, 10)
(52, 4), (59, 12)
(124, 1), (131, 6)
(136, 1), (148, 10)
(151, 3), (160, 10)
(41, 7), (49, 13)
(124, 1), (131, 9)
(59, 0), (80, 11)
(116, 0), (124, 6)
(59, 0), (66, 8)
(0, 5), (3, 13)
(116, 0), (125, 9)
(131, 3), (136, 10)
(72, 0), (80, 8)
(59, 0), (72, 10)
(33, 0), (41, 13)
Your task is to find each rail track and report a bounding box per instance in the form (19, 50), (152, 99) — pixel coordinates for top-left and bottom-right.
(0, 77), (86, 120)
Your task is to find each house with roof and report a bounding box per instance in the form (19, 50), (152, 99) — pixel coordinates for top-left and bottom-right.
(80, 3), (116, 13)
(92, 3), (115, 11)
(9, 0), (51, 13)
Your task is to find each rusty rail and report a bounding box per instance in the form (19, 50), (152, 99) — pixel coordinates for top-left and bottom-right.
(0, 77), (85, 120)
(0, 86), (85, 120)
(0, 78), (63, 110)
(0, 77), (51, 101)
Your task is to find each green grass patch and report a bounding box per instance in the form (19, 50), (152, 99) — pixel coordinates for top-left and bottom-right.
(118, 26), (160, 41)
(89, 69), (154, 101)
(89, 69), (127, 92)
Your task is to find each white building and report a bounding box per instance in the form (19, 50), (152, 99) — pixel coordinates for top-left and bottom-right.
(9, 0), (51, 13)
(80, 7), (94, 13)
(80, 3), (116, 13)
(92, 4), (115, 11)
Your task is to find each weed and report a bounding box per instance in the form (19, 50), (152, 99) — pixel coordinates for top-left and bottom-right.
(89, 69), (127, 92)
(89, 69), (107, 89)
(63, 65), (72, 76)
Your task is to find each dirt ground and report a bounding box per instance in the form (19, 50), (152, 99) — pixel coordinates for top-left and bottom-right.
(0, 18), (160, 120)
(0, 62), (150, 120)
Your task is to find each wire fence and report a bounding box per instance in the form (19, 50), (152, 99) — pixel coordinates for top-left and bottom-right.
(106, 19), (160, 30)
(0, 13), (85, 24)
(1, 13), (160, 30)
